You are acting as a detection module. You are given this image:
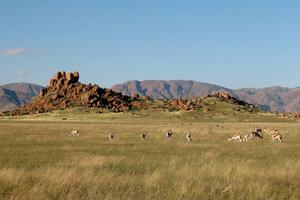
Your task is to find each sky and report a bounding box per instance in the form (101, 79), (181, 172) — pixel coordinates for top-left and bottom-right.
(0, 0), (300, 89)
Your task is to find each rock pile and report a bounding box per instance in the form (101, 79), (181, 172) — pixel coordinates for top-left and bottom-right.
(165, 92), (258, 112)
(167, 98), (204, 111)
(207, 92), (256, 109)
(11, 71), (133, 115)
(282, 112), (300, 119)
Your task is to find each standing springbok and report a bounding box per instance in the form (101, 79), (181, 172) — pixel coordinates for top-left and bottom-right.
(68, 129), (80, 136)
(140, 133), (146, 140)
(186, 132), (192, 142)
(108, 133), (114, 141)
(252, 131), (263, 140)
(271, 132), (282, 143)
(166, 130), (173, 141)
(256, 128), (262, 133)
(228, 134), (242, 142)
(263, 129), (282, 143)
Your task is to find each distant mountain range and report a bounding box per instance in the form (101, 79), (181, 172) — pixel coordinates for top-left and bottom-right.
(1, 80), (300, 113)
(112, 80), (300, 112)
(0, 83), (43, 112)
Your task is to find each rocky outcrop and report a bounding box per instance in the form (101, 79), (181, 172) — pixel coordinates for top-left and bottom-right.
(11, 71), (133, 115)
(282, 112), (300, 119)
(207, 92), (250, 107)
(167, 98), (204, 111)
(164, 92), (259, 112)
(207, 92), (258, 112)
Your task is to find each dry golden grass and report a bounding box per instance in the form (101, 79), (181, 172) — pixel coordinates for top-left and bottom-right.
(0, 119), (299, 199)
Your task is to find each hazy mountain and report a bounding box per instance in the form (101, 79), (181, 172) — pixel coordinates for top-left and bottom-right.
(112, 80), (234, 99)
(112, 80), (300, 112)
(0, 83), (43, 112)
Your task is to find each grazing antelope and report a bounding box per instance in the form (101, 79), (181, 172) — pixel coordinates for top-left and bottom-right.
(166, 130), (173, 140)
(228, 135), (242, 142)
(140, 133), (146, 140)
(243, 133), (253, 142)
(68, 129), (79, 136)
(256, 128), (262, 134)
(186, 132), (192, 142)
(243, 128), (263, 141)
(263, 128), (282, 143)
(251, 131), (263, 140)
(108, 133), (114, 141)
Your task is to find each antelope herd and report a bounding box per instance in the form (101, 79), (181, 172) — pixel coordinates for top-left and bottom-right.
(68, 127), (282, 143)
(228, 128), (283, 143)
(68, 123), (282, 143)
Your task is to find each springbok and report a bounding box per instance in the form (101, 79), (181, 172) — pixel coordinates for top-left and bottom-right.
(256, 128), (263, 134)
(186, 132), (192, 142)
(243, 133), (253, 142)
(166, 130), (173, 140)
(69, 129), (79, 136)
(271, 132), (282, 143)
(243, 129), (263, 142)
(108, 133), (114, 141)
(228, 135), (242, 142)
(252, 131), (263, 140)
(140, 133), (146, 140)
(263, 128), (282, 143)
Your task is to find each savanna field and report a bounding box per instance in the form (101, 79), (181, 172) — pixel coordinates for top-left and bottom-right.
(2, 0), (300, 199)
(0, 108), (299, 200)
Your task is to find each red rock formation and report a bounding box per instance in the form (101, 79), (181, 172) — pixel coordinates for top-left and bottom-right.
(11, 71), (133, 115)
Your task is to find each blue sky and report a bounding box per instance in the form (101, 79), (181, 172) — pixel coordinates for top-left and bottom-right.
(0, 0), (300, 89)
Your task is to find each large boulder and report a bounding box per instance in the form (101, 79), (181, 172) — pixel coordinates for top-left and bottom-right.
(65, 72), (79, 85)
(73, 71), (80, 82)
(53, 72), (63, 81)
(66, 72), (74, 83)
(60, 71), (66, 78)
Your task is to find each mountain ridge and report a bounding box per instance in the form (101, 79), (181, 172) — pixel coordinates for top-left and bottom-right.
(112, 80), (300, 112)
(1, 80), (300, 113)
(0, 83), (43, 112)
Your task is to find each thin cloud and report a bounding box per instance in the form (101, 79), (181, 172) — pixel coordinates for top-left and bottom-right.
(16, 69), (28, 77)
(1, 48), (31, 56)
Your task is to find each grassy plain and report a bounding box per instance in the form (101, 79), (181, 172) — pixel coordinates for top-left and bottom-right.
(0, 107), (299, 200)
